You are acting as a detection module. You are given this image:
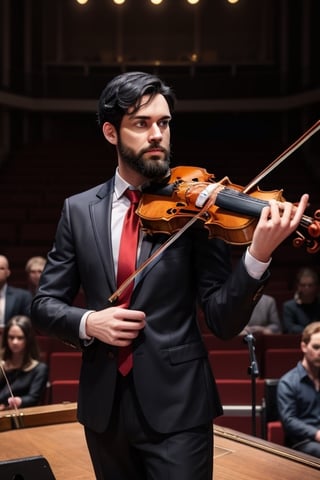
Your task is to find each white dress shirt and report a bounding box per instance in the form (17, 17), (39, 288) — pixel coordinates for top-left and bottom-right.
(0, 284), (7, 328)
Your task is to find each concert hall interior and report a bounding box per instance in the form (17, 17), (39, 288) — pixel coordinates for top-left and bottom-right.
(0, 1), (320, 478)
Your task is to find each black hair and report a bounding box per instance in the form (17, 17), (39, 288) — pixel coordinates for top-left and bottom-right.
(97, 71), (175, 132)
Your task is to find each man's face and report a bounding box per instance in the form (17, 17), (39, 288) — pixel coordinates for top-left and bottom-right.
(8, 325), (26, 355)
(302, 331), (320, 369)
(297, 275), (319, 303)
(27, 266), (44, 288)
(118, 94), (171, 180)
(0, 256), (10, 288)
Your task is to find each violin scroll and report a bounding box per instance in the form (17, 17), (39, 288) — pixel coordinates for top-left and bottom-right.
(308, 209), (320, 238)
(292, 210), (320, 254)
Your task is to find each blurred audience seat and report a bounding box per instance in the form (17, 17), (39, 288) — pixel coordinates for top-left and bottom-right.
(50, 380), (79, 404)
(267, 421), (285, 445)
(49, 352), (82, 383)
(209, 350), (257, 379)
(261, 378), (285, 445)
(263, 349), (302, 378)
(216, 379), (265, 405)
(262, 334), (301, 350)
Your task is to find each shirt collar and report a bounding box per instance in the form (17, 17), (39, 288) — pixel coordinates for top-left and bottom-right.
(114, 168), (131, 200)
(114, 168), (142, 199)
(296, 361), (310, 382)
(0, 284), (7, 297)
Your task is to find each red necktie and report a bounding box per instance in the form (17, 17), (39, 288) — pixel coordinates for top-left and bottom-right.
(117, 189), (141, 376)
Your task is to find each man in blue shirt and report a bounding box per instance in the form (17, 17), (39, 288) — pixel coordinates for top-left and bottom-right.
(277, 321), (320, 457)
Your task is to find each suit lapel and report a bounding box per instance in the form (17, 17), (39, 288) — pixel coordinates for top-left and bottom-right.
(89, 180), (116, 295)
(4, 287), (14, 321)
(134, 233), (167, 290)
(88, 178), (168, 298)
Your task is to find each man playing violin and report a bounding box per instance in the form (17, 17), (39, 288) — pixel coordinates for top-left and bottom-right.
(31, 71), (309, 480)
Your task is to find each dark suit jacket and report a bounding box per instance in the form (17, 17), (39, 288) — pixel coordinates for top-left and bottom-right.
(4, 286), (32, 324)
(282, 297), (320, 333)
(31, 177), (268, 434)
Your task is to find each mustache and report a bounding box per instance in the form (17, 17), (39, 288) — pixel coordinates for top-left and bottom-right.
(141, 145), (167, 154)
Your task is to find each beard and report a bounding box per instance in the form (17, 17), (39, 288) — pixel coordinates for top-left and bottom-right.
(118, 138), (171, 180)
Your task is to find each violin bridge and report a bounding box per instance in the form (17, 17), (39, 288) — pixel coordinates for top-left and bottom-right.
(195, 183), (223, 208)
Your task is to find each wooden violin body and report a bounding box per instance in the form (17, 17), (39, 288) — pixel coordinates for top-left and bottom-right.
(138, 166), (285, 245)
(137, 166), (320, 253)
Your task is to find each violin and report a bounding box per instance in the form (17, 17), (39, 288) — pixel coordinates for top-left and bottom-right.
(109, 120), (320, 304)
(137, 118), (320, 255)
(137, 165), (320, 254)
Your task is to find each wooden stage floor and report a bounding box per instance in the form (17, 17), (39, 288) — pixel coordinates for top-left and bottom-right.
(0, 403), (319, 479)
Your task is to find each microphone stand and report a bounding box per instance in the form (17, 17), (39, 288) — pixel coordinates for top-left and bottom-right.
(244, 333), (259, 436)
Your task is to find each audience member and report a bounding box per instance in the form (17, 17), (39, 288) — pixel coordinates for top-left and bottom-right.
(240, 293), (282, 335)
(25, 256), (46, 296)
(0, 315), (48, 410)
(282, 267), (320, 334)
(0, 255), (32, 330)
(277, 321), (320, 458)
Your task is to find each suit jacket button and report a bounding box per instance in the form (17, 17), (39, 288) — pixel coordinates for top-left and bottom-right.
(107, 351), (115, 360)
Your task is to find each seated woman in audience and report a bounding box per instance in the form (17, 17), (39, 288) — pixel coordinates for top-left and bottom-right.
(282, 267), (320, 334)
(0, 315), (48, 410)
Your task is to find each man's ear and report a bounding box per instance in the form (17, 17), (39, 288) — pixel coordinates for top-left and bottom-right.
(102, 122), (118, 145)
(301, 341), (307, 354)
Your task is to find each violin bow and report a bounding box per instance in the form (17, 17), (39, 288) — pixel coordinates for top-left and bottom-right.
(242, 120), (320, 194)
(0, 362), (23, 428)
(109, 120), (320, 302)
(108, 192), (219, 305)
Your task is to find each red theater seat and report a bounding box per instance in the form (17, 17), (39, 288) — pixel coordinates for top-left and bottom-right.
(216, 379), (265, 405)
(262, 334), (301, 350)
(267, 421), (284, 445)
(263, 349), (302, 378)
(202, 334), (252, 351)
(49, 352), (82, 382)
(36, 336), (77, 360)
(50, 380), (79, 404)
(209, 350), (256, 379)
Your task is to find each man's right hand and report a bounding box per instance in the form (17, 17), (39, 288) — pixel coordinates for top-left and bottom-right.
(85, 306), (146, 346)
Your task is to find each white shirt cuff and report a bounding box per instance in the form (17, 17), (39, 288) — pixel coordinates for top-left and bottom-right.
(244, 247), (271, 280)
(79, 310), (95, 341)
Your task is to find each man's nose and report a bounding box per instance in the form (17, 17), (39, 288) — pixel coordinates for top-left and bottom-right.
(148, 124), (162, 142)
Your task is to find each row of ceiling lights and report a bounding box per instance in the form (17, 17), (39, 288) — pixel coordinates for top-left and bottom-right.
(76, 0), (240, 5)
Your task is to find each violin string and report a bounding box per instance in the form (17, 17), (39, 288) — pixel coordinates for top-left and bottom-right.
(0, 361), (23, 428)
